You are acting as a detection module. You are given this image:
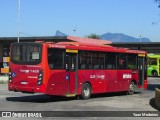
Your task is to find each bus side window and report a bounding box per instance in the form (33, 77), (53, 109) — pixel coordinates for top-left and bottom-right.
(117, 54), (126, 69)
(106, 53), (116, 69)
(48, 48), (65, 69)
(150, 58), (157, 65)
(79, 51), (91, 69)
(127, 54), (137, 70)
(81, 64), (85, 69)
(48, 54), (54, 69)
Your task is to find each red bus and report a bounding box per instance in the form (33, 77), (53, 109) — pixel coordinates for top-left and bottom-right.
(8, 36), (148, 99)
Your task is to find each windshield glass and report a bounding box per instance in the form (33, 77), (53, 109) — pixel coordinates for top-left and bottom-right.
(11, 43), (42, 64)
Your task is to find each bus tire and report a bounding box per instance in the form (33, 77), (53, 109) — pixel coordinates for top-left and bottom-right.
(81, 83), (91, 100)
(152, 71), (158, 77)
(128, 81), (135, 95)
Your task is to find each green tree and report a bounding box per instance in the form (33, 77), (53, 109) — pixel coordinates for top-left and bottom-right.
(86, 33), (100, 39)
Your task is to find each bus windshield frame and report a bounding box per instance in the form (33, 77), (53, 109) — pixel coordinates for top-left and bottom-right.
(11, 43), (42, 65)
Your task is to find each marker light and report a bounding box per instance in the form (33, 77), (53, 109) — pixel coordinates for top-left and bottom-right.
(37, 70), (43, 85)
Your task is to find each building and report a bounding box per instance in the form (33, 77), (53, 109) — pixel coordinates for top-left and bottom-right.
(111, 42), (160, 53)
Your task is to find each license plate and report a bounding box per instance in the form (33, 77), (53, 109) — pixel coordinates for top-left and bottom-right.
(21, 81), (28, 85)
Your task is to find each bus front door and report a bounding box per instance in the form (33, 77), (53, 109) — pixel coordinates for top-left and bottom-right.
(138, 56), (147, 89)
(66, 53), (78, 96)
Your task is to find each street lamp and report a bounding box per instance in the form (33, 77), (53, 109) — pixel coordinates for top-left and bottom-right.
(18, 0), (20, 42)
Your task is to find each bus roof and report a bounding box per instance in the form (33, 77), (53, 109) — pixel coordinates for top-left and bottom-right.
(47, 41), (146, 54)
(148, 54), (160, 58)
(67, 36), (111, 45)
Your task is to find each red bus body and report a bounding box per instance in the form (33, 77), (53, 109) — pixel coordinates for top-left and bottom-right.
(8, 36), (148, 98)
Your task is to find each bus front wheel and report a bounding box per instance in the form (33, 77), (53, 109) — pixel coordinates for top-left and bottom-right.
(128, 81), (135, 95)
(81, 83), (91, 100)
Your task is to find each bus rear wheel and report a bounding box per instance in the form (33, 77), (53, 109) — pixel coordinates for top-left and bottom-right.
(81, 83), (91, 100)
(128, 82), (135, 95)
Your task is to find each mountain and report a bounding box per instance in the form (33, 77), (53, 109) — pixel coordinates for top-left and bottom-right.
(55, 30), (67, 36)
(100, 33), (151, 42)
(55, 31), (151, 42)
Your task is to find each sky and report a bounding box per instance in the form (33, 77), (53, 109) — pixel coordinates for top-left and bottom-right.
(0, 0), (160, 41)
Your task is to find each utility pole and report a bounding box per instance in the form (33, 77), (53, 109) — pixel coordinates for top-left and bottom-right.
(18, 0), (20, 42)
(139, 35), (141, 42)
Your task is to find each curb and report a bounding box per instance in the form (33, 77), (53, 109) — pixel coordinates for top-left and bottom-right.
(155, 88), (160, 110)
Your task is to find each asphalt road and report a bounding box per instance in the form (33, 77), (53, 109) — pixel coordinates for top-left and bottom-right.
(0, 77), (160, 120)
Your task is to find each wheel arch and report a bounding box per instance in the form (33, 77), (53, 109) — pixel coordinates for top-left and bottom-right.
(152, 70), (158, 76)
(83, 81), (92, 92)
(131, 79), (137, 86)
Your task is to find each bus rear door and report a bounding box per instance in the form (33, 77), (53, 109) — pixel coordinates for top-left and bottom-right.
(138, 54), (147, 89)
(66, 49), (78, 96)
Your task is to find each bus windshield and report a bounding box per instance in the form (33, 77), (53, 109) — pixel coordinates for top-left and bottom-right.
(11, 43), (42, 65)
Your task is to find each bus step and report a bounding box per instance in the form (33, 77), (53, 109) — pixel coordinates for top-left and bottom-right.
(65, 94), (76, 97)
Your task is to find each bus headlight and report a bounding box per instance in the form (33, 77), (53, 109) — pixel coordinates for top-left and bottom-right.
(37, 70), (43, 85)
